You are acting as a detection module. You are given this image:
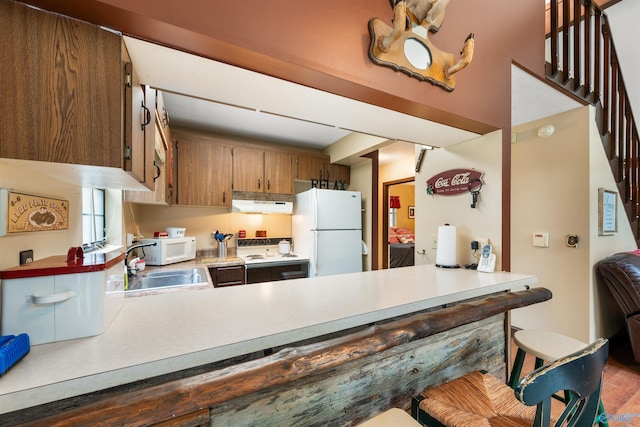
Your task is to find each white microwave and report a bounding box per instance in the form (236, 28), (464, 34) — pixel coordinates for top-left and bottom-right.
(138, 237), (196, 266)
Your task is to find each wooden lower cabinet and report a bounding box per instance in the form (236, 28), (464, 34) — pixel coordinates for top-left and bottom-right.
(245, 262), (309, 284)
(209, 265), (245, 287)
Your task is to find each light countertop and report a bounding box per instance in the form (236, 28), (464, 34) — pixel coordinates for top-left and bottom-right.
(0, 265), (537, 414)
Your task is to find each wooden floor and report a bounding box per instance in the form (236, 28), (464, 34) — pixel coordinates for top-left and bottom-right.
(510, 330), (640, 426)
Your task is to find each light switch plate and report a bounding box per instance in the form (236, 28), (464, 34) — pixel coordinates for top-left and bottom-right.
(533, 233), (549, 247)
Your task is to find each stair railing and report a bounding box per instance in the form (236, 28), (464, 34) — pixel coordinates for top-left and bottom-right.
(546, 0), (640, 242)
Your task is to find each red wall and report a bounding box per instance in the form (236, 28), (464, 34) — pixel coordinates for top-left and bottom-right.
(23, 0), (544, 133)
(18, 0), (546, 269)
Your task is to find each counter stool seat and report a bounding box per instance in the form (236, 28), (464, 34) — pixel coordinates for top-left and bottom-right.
(412, 338), (609, 427)
(357, 408), (421, 426)
(509, 329), (608, 427)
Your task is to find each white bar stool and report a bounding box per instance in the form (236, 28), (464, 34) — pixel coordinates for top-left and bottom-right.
(357, 408), (421, 426)
(509, 329), (608, 426)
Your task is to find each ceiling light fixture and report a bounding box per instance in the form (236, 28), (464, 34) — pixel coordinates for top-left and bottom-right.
(537, 124), (555, 138)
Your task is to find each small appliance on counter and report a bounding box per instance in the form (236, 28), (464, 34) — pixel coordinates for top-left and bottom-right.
(137, 236), (196, 265)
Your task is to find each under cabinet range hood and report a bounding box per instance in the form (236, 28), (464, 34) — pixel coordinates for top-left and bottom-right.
(231, 199), (293, 214)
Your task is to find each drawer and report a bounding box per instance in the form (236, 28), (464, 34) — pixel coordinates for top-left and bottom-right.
(210, 265), (246, 287)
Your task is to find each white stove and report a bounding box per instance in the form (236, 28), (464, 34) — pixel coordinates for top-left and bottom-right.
(236, 238), (309, 267)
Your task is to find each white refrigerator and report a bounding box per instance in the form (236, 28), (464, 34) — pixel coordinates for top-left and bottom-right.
(293, 188), (363, 277)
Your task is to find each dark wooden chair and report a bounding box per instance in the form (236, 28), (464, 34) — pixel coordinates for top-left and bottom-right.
(411, 338), (609, 427)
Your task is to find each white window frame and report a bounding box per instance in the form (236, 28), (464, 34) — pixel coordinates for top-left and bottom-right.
(82, 187), (107, 252)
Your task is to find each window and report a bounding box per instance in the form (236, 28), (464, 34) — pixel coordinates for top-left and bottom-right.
(82, 187), (106, 251)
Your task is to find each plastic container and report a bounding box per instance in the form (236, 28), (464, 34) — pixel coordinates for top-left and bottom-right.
(165, 227), (186, 238)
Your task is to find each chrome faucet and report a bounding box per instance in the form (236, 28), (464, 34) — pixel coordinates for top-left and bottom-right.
(125, 242), (157, 274)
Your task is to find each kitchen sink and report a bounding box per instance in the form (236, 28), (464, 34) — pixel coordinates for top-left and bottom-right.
(127, 268), (209, 292)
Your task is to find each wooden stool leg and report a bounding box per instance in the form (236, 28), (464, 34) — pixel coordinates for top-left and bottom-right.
(508, 348), (527, 388)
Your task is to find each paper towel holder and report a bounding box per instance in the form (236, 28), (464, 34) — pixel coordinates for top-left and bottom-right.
(435, 224), (460, 268)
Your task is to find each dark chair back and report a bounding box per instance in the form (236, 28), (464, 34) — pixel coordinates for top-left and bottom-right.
(514, 338), (609, 427)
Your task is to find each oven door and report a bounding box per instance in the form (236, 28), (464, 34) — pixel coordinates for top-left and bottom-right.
(245, 260), (309, 284)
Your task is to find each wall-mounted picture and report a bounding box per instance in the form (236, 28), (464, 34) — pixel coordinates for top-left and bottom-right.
(0, 189), (69, 236)
(408, 206), (415, 219)
(598, 188), (618, 235)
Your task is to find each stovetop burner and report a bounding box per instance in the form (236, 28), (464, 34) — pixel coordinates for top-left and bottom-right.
(235, 236), (308, 265)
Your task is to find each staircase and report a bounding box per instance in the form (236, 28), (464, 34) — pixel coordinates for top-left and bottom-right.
(546, 0), (640, 244)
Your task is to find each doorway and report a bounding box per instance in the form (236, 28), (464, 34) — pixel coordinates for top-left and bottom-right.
(382, 177), (415, 269)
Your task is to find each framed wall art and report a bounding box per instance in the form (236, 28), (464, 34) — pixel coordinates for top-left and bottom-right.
(598, 188), (618, 235)
(408, 206), (415, 219)
(0, 189), (69, 236)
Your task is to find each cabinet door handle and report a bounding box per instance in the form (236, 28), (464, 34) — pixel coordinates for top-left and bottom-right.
(27, 290), (78, 305)
(153, 161), (161, 181)
(141, 101), (151, 131)
(267, 179), (271, 190)
(258, 179), (261, 190)
(223, 191), (226, 204)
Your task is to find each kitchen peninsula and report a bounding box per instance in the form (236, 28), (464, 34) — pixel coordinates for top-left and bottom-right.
(0, 265), (545, 426)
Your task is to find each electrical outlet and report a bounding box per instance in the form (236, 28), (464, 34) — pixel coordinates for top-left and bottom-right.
(20, 249), (33, 265)
(431, 234), (438, 249)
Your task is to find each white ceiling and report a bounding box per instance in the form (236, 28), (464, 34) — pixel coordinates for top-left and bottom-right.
(124, 36), (478, 157)
(161, 92), (353, 149)
(124, 33), (590, 164)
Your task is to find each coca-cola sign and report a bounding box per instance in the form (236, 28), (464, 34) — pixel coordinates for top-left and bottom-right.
(426, 169), (483, 195)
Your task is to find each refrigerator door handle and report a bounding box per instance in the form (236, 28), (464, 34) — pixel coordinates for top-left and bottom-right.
(313, 233), (319, 276)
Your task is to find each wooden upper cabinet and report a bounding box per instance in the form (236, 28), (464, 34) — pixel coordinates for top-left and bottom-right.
(122, 42), (155, 190)
(327, 163), (350, 186)
(296, 154), (350, 186)
(0, 0), (121, 167)
(296, 154), (327, 181)
(264, 151), (294, 194)
(124, 90), (171, 205)
(233, 147), (293, 195)
(232, 147), (264, 193)
(174, 131), (232, 207)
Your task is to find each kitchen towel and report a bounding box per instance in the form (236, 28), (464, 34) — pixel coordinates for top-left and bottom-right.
(436, 225), (458, 268)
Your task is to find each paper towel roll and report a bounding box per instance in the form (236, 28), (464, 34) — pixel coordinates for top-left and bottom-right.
(436, 225), (458, 267)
